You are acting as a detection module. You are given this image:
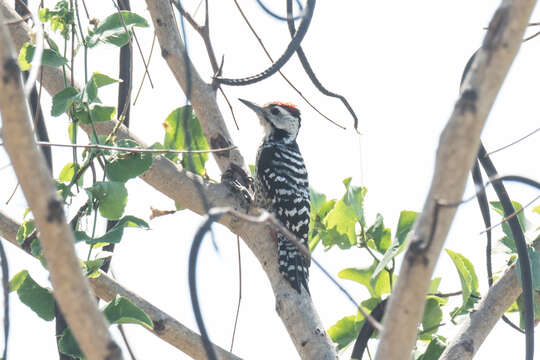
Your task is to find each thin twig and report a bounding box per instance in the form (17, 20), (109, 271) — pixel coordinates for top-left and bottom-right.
(4, 183), (19, 205)
(215, 0), (316, 86)
(133, 32), (157, 105)
(219, 87), (239, 130)
(229, 235), (242, 352)
(171, 0), (218, 71)
(131, 29), (154, 88)
(231, 0), (345, 129)
(0, 240), (9, 360)
(286, 0), (358, 130)
(172, 0), (240, 130)
(428, 291), (463, 297)
(118, 324), (138, 360)
(254, 0), (304, 21)
(523, 30), (540, 42)
(0, 141), (237, 154)
(480, 194), (540, 234)
(484, 127), (539, 156)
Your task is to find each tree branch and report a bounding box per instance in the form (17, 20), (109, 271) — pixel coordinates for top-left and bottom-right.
(373, 1), (537, 359)
(0, 210), (242, 360)
(2, 2), (337, 358)
(440, 237), (540, 360)
(0, 11), (121, 360)
(145, 0), (248, 180)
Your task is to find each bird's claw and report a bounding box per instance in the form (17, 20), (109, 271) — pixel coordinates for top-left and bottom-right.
(221, 164), (253, 211)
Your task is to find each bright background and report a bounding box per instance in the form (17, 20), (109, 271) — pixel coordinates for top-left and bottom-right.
(1, 0), (539, 359)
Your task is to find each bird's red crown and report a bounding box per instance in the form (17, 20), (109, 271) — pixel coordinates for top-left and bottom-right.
(268, 101), (298, 109)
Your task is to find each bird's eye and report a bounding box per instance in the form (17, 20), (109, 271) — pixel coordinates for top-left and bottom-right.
(270, 107), (279, 115)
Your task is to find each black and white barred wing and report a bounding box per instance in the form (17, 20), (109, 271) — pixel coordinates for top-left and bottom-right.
(257, 144), (311, 293)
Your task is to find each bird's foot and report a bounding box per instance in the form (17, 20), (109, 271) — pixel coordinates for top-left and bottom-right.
(221, 163), (253, 211)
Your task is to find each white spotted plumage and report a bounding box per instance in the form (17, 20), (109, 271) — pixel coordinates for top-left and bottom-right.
(239, 99), (310, 294)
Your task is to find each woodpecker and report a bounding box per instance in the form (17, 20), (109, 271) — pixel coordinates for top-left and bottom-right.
(239, 98), (310, 294)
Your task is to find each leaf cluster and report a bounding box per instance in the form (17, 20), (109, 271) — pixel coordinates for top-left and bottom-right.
(319, 185), (540, 358)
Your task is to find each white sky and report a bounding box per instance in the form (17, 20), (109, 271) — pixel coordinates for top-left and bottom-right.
(1, 0), (540, 359)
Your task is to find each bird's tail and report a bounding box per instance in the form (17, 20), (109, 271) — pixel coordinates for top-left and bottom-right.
(277, 233), (310, 294)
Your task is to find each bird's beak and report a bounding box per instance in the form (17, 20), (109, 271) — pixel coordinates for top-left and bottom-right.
(239, 98), (264, 115)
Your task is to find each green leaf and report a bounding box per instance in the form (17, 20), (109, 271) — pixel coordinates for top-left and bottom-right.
(16, 220), (35, 245)
(8, 271), (27, 292)
(95, 11), (149, 33)
(324, 199), (356, 249)
(78, 215), (149, 245)
(9, 270), (55, 321)
(420, 297), (443, 340)
(59, 162), (76, 182)
(490, 201), (528, 241)
(56, 181), (73, 201)
(30, 238), (42, 258)
(396, 210), (418, 245)
(89, 11), (149, 47)
(86, 181), (127, 220)
(371, 211), (418, 281)
(533, 205), (540, 215)
(310, 187), (328, 215)
(106, 139), (153, 182)
(67, 122), (76, 143)
(93, 72), (120, 88)
(83, 258), (105, 277)
(500, 235), (517, 253)
(428, 277), (441, 294)
(517, 291), (540, 328)
(58, 329), (83, 359)
(366, 213), (392, 253)
(371, 269), (392, 297)
(73, 104), (116, 124)
(339, 267), (373, 294)
(51, 87), (79, 116)
(103, 296), (153, 329)
(18, 43), (68, 71)
(517, 292), (540, 329)
(515, 246), (540, 291)
(418, 335), (447, 360)
(343, 178), (367, 227)
(163, 106), (210, 176)
(39, 1), (73, 39)
(446, 249), (479, 318)
(308, 188), (336, 251)
(507, 299), (520, 313)
(339, 261), (392, 297)
(58, 162), (83, 186)
(85, 72), (120, 103)
(327, 315), (362, 350)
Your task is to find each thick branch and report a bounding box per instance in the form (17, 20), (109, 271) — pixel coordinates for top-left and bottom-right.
(2, 2), (337, 358)
(374, 1), (537, 359)
(0, 211), (241, 360)
(145, 0), (248, 178)
(0, 13), (120, 360)
(440, 237), (540, 360)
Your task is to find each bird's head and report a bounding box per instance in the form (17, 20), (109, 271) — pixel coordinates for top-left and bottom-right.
(239, 99), (301, 143)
